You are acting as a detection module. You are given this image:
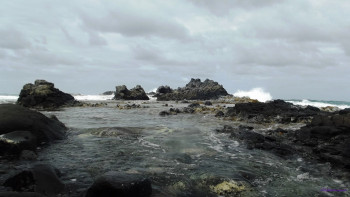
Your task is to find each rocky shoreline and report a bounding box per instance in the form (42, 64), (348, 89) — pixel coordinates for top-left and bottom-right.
(1, 79), (350, 196)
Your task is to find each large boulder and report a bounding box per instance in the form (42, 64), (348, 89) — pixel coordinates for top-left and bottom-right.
(155, 78), (229, 101)
(113, 85), (149, 100)
(3, 164), (65, 196)
(85, 171), (152, 197)
(0, 104), (66, 156)
(17, 80), (77, 109)
(225, 99), (323, 123)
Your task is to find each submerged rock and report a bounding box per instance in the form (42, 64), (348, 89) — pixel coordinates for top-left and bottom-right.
(17, 80), (78, 109)
(85, 171), (152, 197)
(3, 164), (65, 195)
(217, 125), (294, 157)
(156, 78), (229, 101)
(0, 104), (66, 156)
(114, 85), (149, 100)
(210, 180), (246, 196)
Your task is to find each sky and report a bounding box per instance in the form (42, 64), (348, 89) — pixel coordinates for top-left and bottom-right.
(0, 0), (349, 100)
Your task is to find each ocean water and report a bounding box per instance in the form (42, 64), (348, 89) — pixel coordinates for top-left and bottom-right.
(1, 93), (349, 110)
(1, 95), (350, 196)
(286, 99), (350, 110)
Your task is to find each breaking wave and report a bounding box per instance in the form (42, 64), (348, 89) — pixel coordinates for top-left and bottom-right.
(233, 88), (273, 102)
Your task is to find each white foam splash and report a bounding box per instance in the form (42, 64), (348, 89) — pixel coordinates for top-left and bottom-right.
(287, 99), (350, 110)
(233, 88), (272, 102)
(0, 95), (18, 104)
(148, 88), (157, 93)
(74, 95), (114, 101)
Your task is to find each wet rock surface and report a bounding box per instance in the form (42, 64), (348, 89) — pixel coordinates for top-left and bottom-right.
(0, 104), (67, 156)
(113, 85), (149, 100)
(85, 171), (152, 197)
(156, 78), (229, 101)
(3, 164), (65, 196)
(225, 99), (324, 123)
(218, 110), (350, 171)
(17, 80), (78, 109)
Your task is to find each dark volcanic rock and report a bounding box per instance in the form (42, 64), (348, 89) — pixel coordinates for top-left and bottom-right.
(218, 111), (350, 171)
(156, 78), (229, 101)
(85, 171), (152, 197)
(159, 111), (170, 116)
(294, 113), (350, 169)
(114, 85), (149, 100)
(0, 104), (66, 156)
(17, 80), (77, 109)
(215, 111), (225, 117)
(217, 125), (294, 157)
(3, 164), (65, 195)
(204, 101), (212, 106)
(101, 91), (115, 95)
(225, 99), (323, 123)
(156, 85), (172, 94)
(0, 192), (45, 197)
(188, 103), (200, 108)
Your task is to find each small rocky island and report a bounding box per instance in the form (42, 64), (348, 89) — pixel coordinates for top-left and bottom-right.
(113, 85), (149, 100)
(17, 80), (78, 109)
(155, 78), (229, 101)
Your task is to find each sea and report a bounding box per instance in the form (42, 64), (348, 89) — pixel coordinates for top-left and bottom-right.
(1, 92), (349, 110)
(1, 92), (350, 196)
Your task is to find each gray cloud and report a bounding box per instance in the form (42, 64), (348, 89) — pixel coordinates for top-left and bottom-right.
(0, 28), (31, 50)
(0, 0), (350, 100)
(189, 0), (283, 15)
(80, 10), (190, 40)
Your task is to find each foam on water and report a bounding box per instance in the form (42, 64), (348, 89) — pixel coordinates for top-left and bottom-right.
(0, 95), (18, 104)
(73, 94), (114, 101)
(233, 88), (272, 102)
(287, 99), (350, 109)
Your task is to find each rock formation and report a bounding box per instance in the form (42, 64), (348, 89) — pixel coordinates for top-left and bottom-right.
(0, 104), (67, 156)
(155, 78), (229, 101)
(225, 99), (323, 123)
(113, 85), (149, 100)
(17, 80), (77, 109)
(217, 108), (350, 170)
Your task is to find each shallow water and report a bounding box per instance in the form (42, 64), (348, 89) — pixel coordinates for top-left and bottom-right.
(2, 100), (350, 196)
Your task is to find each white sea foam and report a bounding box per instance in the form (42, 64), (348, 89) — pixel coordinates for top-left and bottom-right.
(287, 99), (350, 109)
(148, 88), (157, 93)
(0, 95), (18, 104)
(74, 95), (114, 101)
(233, 88), (272, 102)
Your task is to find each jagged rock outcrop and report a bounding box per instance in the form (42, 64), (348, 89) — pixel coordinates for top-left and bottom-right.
(155, 78), (229, 101)
(225, 99), (324, 123)
(0, 104), (67, 156)
(17, 80), (77, 109)
(217, 108), (350, 170)
(113, 85), (149, 100)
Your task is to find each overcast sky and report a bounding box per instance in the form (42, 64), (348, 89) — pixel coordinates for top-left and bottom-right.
(1, 0), (349, 100)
